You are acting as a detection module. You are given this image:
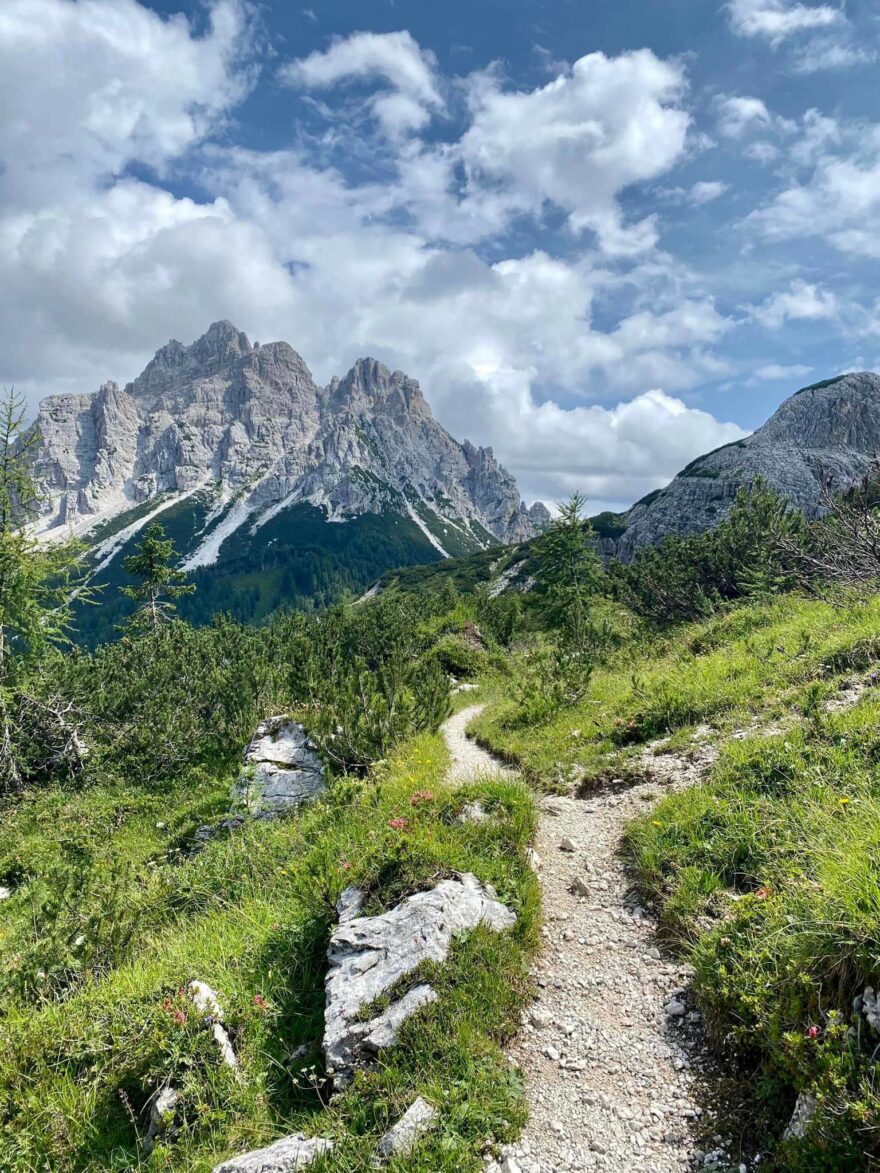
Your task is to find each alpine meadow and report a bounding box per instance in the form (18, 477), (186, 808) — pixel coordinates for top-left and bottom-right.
(5, 1), (880, 1171)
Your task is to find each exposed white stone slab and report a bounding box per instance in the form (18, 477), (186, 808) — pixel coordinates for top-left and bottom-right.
(324, 873), (516, 1086)
(212, 1134), (333, 1172)
(231, 717), (326, 817)
(376, 1096), (438, 1160)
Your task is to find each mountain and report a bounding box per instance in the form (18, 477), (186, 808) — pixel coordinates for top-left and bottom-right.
(609, 371), (880, 559)
(31, 321), (549, 638)
(372, 370), (880, 602)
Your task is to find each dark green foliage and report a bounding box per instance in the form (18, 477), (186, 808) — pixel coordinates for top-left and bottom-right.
(0, 390), (92, 788)
(75, 502), (448, 645)
(297, 596), (451, 774)
(588, 510), (628, 540)
(611, 479), (806, 624)
(531, 493), (602, 647)
(120, 522), (195, 632)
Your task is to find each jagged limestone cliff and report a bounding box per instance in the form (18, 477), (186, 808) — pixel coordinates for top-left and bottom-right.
(30, 322), (548, 637)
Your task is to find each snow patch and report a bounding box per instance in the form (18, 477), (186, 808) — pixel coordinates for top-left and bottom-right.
(404, 500), (450, 557)
(91, 490), (200, 575)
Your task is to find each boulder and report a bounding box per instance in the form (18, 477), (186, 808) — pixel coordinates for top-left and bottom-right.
(376, 1096), (438, 1160)
(783, 1091), (817, 1141)
(143, 1086), (179, 1154)
(231, 717), (326, 817)
(324, 873), (516, 1086)
(212, 1134), (333, 1172)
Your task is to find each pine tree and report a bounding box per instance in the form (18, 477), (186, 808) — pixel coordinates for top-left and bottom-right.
(533, 492), (602, 653)
(121, 523), (195, 632)
(0, 389), (89, 786)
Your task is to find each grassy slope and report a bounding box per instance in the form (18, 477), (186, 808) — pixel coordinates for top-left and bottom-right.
(0, 732), (538, 1171)
(473, 592), (880, 1168)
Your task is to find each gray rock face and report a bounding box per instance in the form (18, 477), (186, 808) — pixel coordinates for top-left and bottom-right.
(783, 1091), (817, 1141)
(31, 322), (545, 557)
(324, 873), (516, 1086)
(211, 1134), (333, 1172)
(231, 717), (326, 817)
(613, 372), (880, 559)
(376, 1097), (438, 1160)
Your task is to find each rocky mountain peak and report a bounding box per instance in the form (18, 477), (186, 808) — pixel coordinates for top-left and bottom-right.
(328, 357), (431, 421)
(31, 324), (548, 584)
(611, 369), (880, 560)
(128, 320), (253, 400)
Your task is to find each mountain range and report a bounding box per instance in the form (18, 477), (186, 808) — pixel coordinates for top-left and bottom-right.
(30, 321), (549, 639)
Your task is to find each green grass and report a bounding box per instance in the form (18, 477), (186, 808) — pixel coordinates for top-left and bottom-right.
(0, 732), (538, 1171)
(472, 593), (880, 790)
(468, 589), (880, 1168)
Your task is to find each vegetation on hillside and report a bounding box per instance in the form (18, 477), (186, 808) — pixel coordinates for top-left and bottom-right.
(7, 387), (880, 1171)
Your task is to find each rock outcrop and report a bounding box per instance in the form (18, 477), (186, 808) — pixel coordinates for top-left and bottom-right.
(376, 1097), (438, 1160)
(323, 874), (516, 1087)
(30, 322), (546, 561)
(212, 1134), (334, 1172)
(231, 717), (326, 818)
(611, 372), (880, 559)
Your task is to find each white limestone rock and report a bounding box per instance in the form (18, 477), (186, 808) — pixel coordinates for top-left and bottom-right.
(231, 718), (326, 817)
(324, 873), (516, 1086)
(783, 1091), (817, 1141)
(212, 1134), (333, 1172)
(187, 981), (239, 1073)
(143, 1086), (179, 1154)
(376, 1096), (438, 1160)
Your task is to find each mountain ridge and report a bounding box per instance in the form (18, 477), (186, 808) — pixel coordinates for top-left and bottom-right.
(30, 321), (550, 639)
(612, 370), (880, 558)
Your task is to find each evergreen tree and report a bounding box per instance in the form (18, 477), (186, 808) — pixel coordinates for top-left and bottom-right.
(121, 523), (195, 632)
(0, 389), (89, 786)
(533, 491), (602, 652)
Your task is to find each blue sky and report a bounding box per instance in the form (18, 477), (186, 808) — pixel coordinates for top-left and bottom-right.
(2, 0), (879, 509)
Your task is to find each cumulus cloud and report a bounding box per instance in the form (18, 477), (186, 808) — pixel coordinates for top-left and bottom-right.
(716, 95), (772, 138)
(749, 362), (812, 382)
(0, 0), (253, 207)
(459, 50), (690, 253)
(726, 0), (842, 44)
(751, 279), (838, 328)
(747, 127), (880, 258)
(688, 180), (728, 205)
(0, 8), (747, 508)
(281, 30), (443, 135)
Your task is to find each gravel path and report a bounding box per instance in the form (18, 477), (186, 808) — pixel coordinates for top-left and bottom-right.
(442, 708), (721, 1173)
(443, 703), (511, 785)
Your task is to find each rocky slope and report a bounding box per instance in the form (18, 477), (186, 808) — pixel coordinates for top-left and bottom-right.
(613, 371), (880, 559)
(30, 322), (548, 635)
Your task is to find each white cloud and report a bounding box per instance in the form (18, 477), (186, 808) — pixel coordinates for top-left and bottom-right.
(747, 128), (880, 258)
(281, 30), (443, 135)
(749, 362), (812, 381)
(0, 0), (253, 207)
(791, 35), (877, 72)
(689, 180), (728, 205)
(0, 10), (744, 508)
(459, 50), (690, 253)
(716, 95), (771, 138)
(751, 279), (838, 328)
(727, 0), (842, 44)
